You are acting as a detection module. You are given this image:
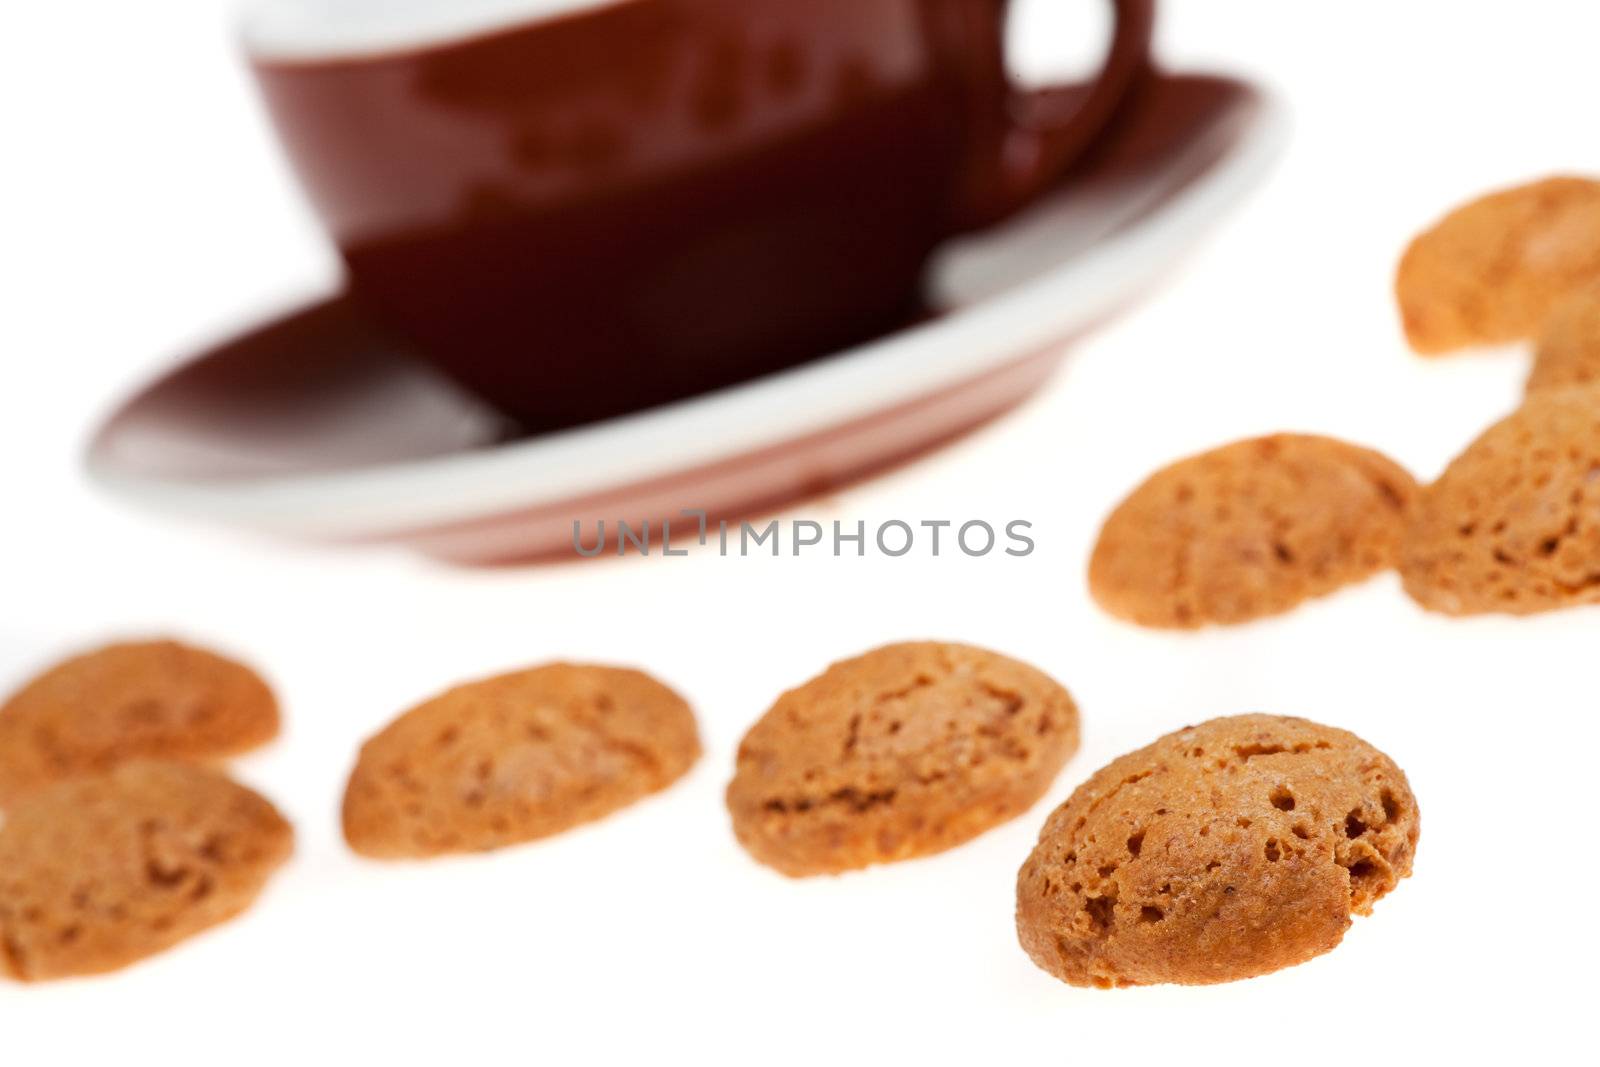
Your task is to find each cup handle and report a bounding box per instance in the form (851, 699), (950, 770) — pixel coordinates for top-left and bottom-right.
(953, 0), (1157, 230)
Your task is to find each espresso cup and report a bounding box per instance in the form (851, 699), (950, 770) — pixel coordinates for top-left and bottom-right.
(245, 0), (1155, 429)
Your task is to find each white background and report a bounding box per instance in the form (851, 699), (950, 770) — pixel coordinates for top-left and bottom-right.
(2, 2), (1596, 1062)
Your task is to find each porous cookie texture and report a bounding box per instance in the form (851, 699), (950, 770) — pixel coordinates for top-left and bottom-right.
(342, 663), (701, 859)
(1527, 284), (1600, 394)
(1396, 175), (1600, 353)
(1088, 435), (1417, 628)
(0, 762), (294, 981)
(1016, 715), (1418, 988)
(0, 640), (280, 807)
(726, 642), (1079, 877)
(1401, 388), (1600, 615)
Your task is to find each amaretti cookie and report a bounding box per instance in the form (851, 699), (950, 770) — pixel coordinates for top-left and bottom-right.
(1088, 434), (1417, 628)
(0, 761), (294, 981)
(1527, 284), (1600, 394)
(726, 642), (1079, 877)
(0, 640), (280, 807)
(1400, 388), (1600, 615)
(1016, 714), (1418, 988)
(342, 663), (701, 859)
(1396, 175), (1600, 353)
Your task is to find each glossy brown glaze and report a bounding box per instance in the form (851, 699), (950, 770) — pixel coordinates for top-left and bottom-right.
(253, 0), (1152, 428)
(92, 72), (1258, 565)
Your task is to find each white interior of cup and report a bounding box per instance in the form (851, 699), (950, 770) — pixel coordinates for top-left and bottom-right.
(240, 0), (626, 61)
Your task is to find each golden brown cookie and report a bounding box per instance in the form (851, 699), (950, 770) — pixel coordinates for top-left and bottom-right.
(0, 761), (294, 981)
(342, 663), (701, 859)
(1396, 175), (1600, 353)
(1088, 435), (1417, 628)
(1400, 388), (1600, 615)
(1527, 284), (1600, 394)
(726, 642), (1079, 877)
(1016, 714), (1418, 988)
(0, 640), (280, 807)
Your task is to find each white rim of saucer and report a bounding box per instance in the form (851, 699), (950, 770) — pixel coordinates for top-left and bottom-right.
(87, 90), (1290, 539)
(240, 0), (630, 61)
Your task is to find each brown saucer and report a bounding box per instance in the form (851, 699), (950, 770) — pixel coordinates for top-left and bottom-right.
(87, 74), (1284, 564)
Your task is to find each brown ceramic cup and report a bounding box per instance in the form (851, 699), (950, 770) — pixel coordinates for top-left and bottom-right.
(246, 0), (1155, 429)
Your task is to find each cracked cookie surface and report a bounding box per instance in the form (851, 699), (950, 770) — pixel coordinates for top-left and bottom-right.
(0, 640), (280, 807)
(1396, 175), (1600, 353)
(1016, 714), (1417, 988)
(1089, 435), (1417, 628)
(726, 642), (1079, 877)
(0, 761), (293, 981)
(1401, 388), (1600, 615)
(342, 663), (700, 859)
